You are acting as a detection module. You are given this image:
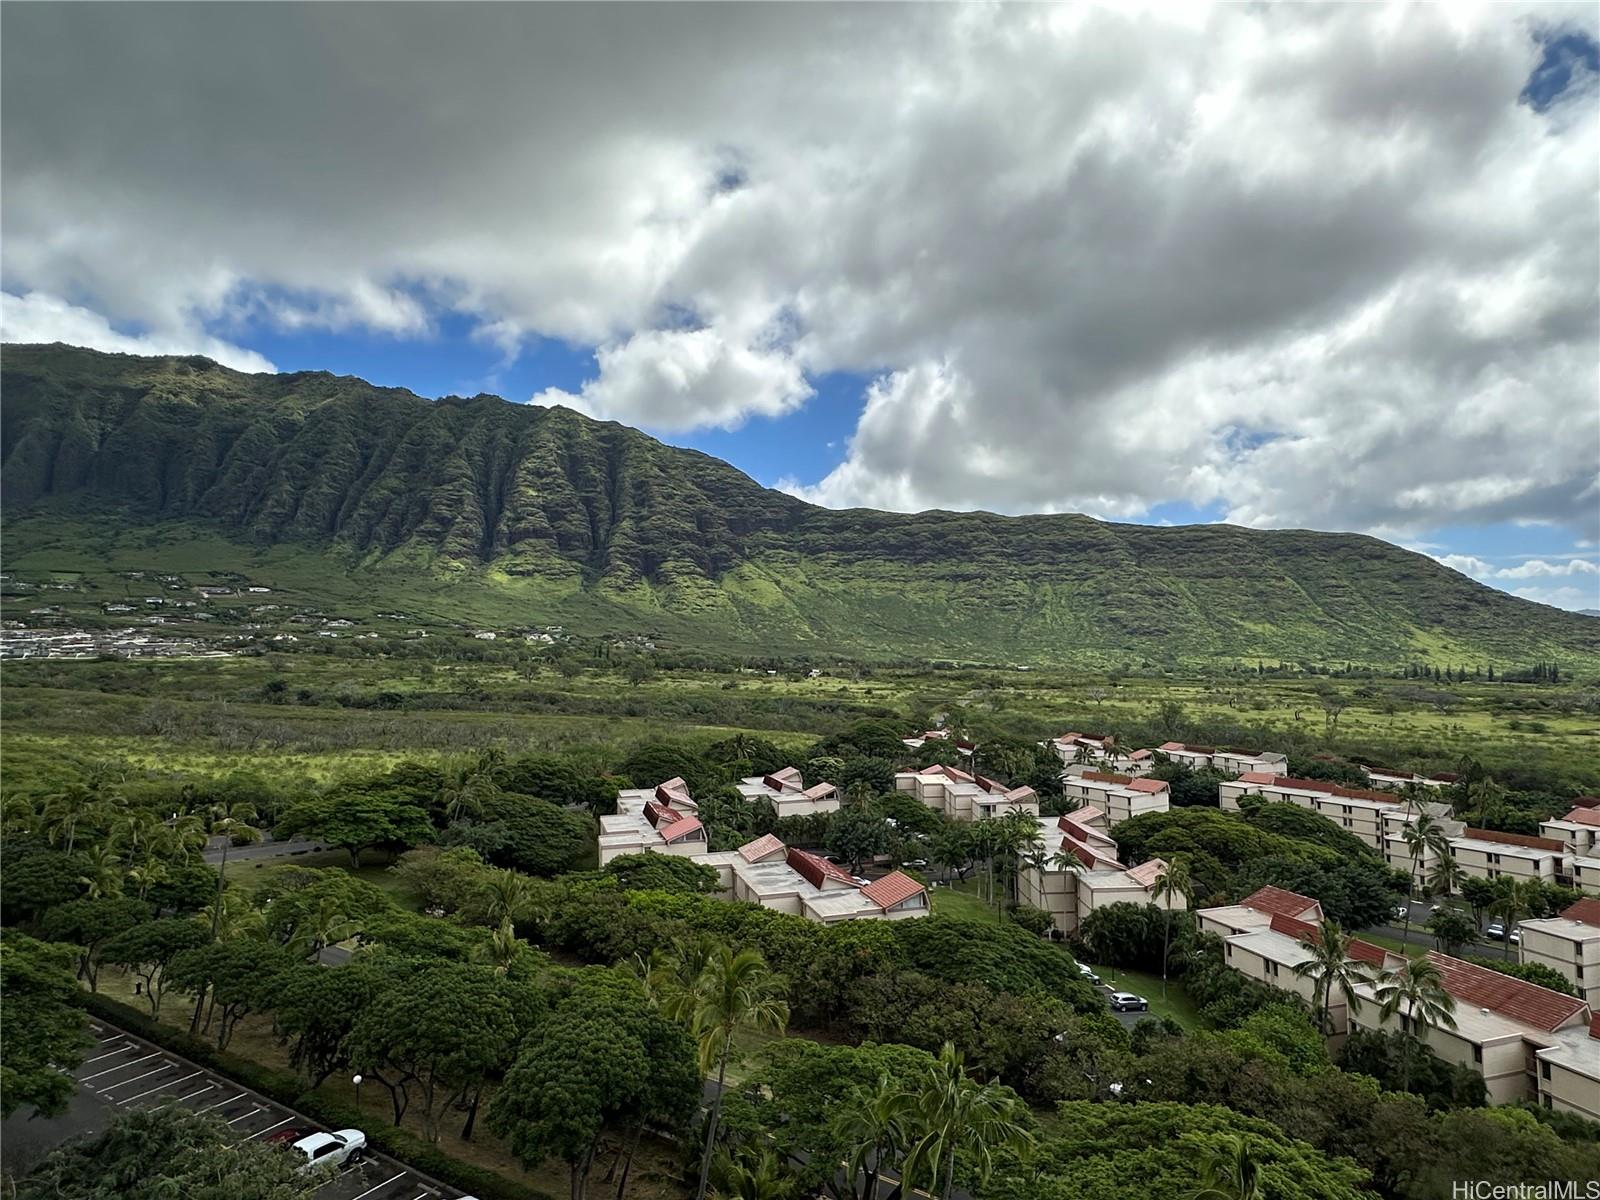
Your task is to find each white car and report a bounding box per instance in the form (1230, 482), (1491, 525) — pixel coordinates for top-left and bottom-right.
(1077, 962), (1102, 985)
(287, 1129), (366, 1173)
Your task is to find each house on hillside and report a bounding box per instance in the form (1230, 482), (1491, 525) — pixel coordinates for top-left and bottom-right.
(735, 767), (841, 819)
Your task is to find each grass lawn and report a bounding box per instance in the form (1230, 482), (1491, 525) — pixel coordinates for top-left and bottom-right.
(1085, 963), (1205, 1029)
(929, 879), (1003, 923)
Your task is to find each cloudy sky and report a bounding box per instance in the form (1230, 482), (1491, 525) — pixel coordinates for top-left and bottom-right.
(3, 3), (1597, 610)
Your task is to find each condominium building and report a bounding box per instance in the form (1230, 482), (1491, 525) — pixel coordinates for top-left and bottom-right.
(599, 778), (708, 865)
(1219, 774), (1460, 870)
(900, 729), (952, 750)
(1060, 771), (1171, 826)
(693, 835), (930, 924)
(1157, 742), (1218, 770)
(1448, 827), (1566, 886)
(1197, 887), (1391, 1036)
(1049, 731), (1116, 766)
(1014, 813), (1184, 936)
(894, 764), (1039, 822)
(735, 767), (842, 819)
(1362, 765), (1425, 790)
(1211, 748), (1289, 776)
(1539, 803), (1600, 866)
(1573, 854), (1600, 897)
(1520, 899), (1600, 1009)
(1348, 952), (1594, 1107)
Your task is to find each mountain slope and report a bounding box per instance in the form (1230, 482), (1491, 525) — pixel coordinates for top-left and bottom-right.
(4, 343), (1594, 666)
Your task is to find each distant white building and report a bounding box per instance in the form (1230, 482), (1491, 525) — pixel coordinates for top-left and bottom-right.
(694, 835), (928, 924)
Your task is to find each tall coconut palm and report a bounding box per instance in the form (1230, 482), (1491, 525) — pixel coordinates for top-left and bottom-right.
(1289, 920), (1375, 1035)
(76, 843), (124, 898)
(1373, 954), (1458, 1093)
(645, 935), (724, 1025)
(436, 760), (500, 823)
(1425, 846), (1463, 903)
(688, 945), (790, 1200)
(292, 895), (357, 961)
(1185, 1134), (1262, 1200)
(477, 867), (537, 926)
(831, 1073), (911, 1200)
(161, 813), (210, 865)
(899, 1042), (1033, 1200)
(1492, 878), (1538, 962)
(1399, 809), (1450, 945)
(43, 784), (103, 856)
(1151, 857), (1193, 999)
(206, 802), (263, 941)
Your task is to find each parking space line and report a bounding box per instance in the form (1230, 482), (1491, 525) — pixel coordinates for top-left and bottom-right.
(118, 1070), (203, 1104)
(240, 1115), (295, 1141)
(81, 1051), (161, 1081)
(85, 1043), (134, 1063)
(100, 1064), (179, 1094)
(224, 1107), (265, 1126)
(199, 1091), (249, 1112)
(176, 1082), (218, 1103)
(350, 1174), (406, 1200)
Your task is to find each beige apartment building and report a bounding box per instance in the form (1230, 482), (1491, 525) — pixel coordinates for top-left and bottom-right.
(1539, 804), (1600, 892)
(1212, 748), (1289, 776)
(599, 777), (708, 865)
(1535, 1016), (1600, 1122)
(1157, 741), (1218, 770)
(694, 834), (930, 924)
(894, 764), (1039, 822)
(1573, 854), (1600, 897)
(1448, 827), (1565, 886)
(1014, 812), (1183, 936)
(735, 767), (842, 819)
(1060, 771), (1171, 826)
(1349, 952), (1594, 1107)
(1521, 899), (1600, 1009)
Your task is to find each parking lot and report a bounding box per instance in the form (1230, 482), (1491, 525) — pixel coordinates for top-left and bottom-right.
(12, 1018), (468, 1199)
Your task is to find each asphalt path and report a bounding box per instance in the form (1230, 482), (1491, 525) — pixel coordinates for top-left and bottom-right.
(1, 1018), (467, 1200)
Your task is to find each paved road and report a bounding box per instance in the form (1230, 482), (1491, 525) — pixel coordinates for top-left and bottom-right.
(203, 836), (329, 865)
(2, 1018), (466, 1200)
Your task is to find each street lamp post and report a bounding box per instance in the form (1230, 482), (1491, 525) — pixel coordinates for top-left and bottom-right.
(353, 1073), (363, 1113)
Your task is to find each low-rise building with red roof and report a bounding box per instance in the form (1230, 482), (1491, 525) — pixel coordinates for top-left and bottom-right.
(1448, 827), (1568, 888)
(894, 764), (1039, 823)
(735, 767), (841, 819)
(1060, 771), (1172, 825)
(1520, 899), (1600, 1010)
(1014, 815), (1185, 936)
(692, 836), (929, 924)
(600, 778), (709, 864)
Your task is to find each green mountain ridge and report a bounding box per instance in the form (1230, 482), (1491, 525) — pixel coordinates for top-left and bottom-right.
(4, 343), (1595, 666)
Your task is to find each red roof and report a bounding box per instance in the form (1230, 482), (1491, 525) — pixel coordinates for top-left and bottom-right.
(1129, 749), (1153, 761)
(1429, 772), (1461, 783)
(1126, 859), (1168, 887)
(1236, 771), (1278, 785)
(1241, 885), (1322, 922)
(643, 799), (677, 827)
(1271, 775), (1341, 794)
(802, 782), (837, 800)
(1269, 913), (1321, 942)
(920, 764), (975, 783)
(1128, 778), (1169, 794)
(1591, 1013), (1600, 1040)
(1347, 939), (1389, 967)
(1559, 807), (1600, 827)
(1425, 951), (1589, 1032)
(1082, 770), (1134, 785)
(1462, 828), (1566, 852)
(860, 871), (926, 910)
(786, 847), (856, 889)
(1560, 899), (1600, 928)
(738, 834), (786, 863)
(1572, 796), (1600, 809)
(1331, 786), (1400, 805)
(655, 777), (691, 804)
(658, 816), (704, 844)
(762, 768), (803, 792)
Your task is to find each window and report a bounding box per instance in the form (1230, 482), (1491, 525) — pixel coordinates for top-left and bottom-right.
(1541, 1061), (1552, 1080)
(1544, 1095), (1553, 1109)
(1473, 1046), (1483, 1063)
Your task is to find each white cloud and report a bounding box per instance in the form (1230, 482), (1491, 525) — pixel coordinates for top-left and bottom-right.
(1, 3), (1596, 541)
(1496, 557), (1600, 579)
(0, 291), (274, 373)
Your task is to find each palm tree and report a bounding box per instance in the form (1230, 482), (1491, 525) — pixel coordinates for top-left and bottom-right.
(1373, 955), (1458, 1093)
(293, 895), (357, 961)
(708, 1147), (797, 1200)
(1185, 1135), (1262, 1200)
(76, 843), (124, 898)
(688, 945), (790, 1200)
(477, 867), (537, 926)
(1150, 857), (1193, 999)
(1290, 920), (1375, 1035)
(831, 1073), (910, 1200)
(198, 888), (265, 942)
(1425, 846), (1463, 902)
(161, 813), (210, 865)
(899, 1042), (1033, 1200)
(207, 802), (263, 941)
(43, 784), (106, 856)
(436, 760), (501, 823)
(1398, 809), (1449, 946)
(645, 935), (724, 1025)
(477, 917), (527, 976)
(1492, 878), (1538, 962)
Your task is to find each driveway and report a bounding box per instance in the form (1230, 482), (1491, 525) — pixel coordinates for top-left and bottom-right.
(203, 835), (329, 865)
(2, 1018), (467, 1199)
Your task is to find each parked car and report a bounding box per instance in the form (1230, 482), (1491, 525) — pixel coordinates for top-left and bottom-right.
(901, 858), (929, 869)
(1485, 922), (1521, 944)
(1108, 991), (1149, 1013)
(284, 1129), (366, 1173)
(1077, 962), (1102, 986)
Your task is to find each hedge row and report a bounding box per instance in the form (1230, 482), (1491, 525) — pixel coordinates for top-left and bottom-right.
(80, 993), (555, 1200)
